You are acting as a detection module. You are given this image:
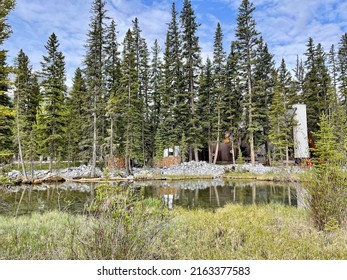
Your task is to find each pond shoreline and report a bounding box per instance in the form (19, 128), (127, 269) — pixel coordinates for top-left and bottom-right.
(1, 173), (301, 188)
(1, 161), (304, 187)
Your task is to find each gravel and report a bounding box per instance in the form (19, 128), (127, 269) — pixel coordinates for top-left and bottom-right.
(6, 165), (103, 181)
(5, 161), (303, 181)
(133, 161), (302, 178)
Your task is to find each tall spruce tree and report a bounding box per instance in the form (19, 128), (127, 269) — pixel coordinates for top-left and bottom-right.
(104, 19), (121, 161)
(37, 33), (67, 171)
(278, 58), (297, 106)
(66, 68), (88, 164)
(160, 2), (183, 151)
(338, 33), (347, 106)
(14, 50), (40, 178)
(225, 41), (243, 163)
(118, 29), (141, 175)
(180, 0), (201, 161)
(150, 39), (164, 162)
(235, 0), (261, 165)
(132, 18), (151, 165)
(84, 0), (108, 176)
(293, 55), (305, 102)
(0, 0), (15, 158)
(303, 38), (331, 132)
(328, 45), (338, 96)
(253, 37), (275, 164)
(197, 58), (214, 162)
(268, 67), (295, 165)
(212, 22), (227, 164)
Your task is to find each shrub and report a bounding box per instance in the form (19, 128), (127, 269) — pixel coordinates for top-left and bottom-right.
(302, 167), (347, 231)
(78, 183), (170, 259)
(302, 114), (347, 231)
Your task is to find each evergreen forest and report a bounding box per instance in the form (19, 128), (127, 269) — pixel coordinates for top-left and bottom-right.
(2, 0), (347, 176)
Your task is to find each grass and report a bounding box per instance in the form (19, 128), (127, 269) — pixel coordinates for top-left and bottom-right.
(5, 161), (84, 173)
(134, 173), (216, 180)
(0, 204), (346, 260)
(222, 171), (301, 182)
(160, 204), (347, 259)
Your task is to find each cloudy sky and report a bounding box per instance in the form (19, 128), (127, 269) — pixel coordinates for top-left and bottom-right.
(3, 0), (347, 87)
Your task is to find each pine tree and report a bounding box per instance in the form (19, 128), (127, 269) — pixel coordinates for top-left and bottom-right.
(225, 41), (243, 163)
(338, 33), (347, 106)
(268, 71), (291, 164)
(37, 33), (67, 171)
(293, 55), (305, 102)
(118, 29), (141, 175)
(0, 0), (15, 158)
(235, 0), (261, 165)
(132, 18), (151, 166)
(303, 38), (331, 132)
(197, 58), (214, 162)
(104, 19), (121, 162)
(14, 50), (40, 178)
(211, 22), (227, 164)
(279, 58), (297, 163)
(84, 0), (108, 176)
(304, 113), (347, 231)
(180, 0), (202, 161)
(253, 37), (275, 164)
(160, 2), (183, 150)
(328, 45), (338, 97)
(66, 68), (88, 164)
(278, 58), (296, 106)
(150, 39), (164, 162)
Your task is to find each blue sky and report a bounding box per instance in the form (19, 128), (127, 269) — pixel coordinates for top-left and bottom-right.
(3, 0), (347, 87)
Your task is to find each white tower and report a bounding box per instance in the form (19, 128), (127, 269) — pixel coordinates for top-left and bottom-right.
(292, 104), (310, 158)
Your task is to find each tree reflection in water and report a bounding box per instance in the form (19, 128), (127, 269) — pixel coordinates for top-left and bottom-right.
(0, 180), (298, 215)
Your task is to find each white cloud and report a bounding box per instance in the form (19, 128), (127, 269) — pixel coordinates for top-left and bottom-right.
(4, 0), (92, 86)
(214, 0), (346, 70)
(3, 0), (347, 86)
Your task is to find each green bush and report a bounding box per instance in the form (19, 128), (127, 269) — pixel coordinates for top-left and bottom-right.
(302, 167), (347, 231)
(79, 183), (170, 259)
(0, 152), (13, 164)
(302, 113), (347, 231)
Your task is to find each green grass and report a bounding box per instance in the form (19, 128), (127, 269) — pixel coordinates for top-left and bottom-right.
(0, 204), (346, 260)
(134, 173), (216, 180)
(7, 161), (84, 172)
(222, 171), (300, 182)
(160, 204), (347, 259)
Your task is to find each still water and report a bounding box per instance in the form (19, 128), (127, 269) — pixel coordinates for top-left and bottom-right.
(0, 179), (300, 216)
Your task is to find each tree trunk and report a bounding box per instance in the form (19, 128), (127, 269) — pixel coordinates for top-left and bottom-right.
(208, 143), (212, 163)
(231, 136), (235, 164)
(213, 142), (219, 164)
(213, 106), (221, 165)
(110, 116), (114, 159)
(237, 136), (243, 162)
(248, 74), (256, 166)
(194, 145), (199, 161)
(49, 156), (52, 172)
(285, 145), (289, 166)
(91, 111), (97, 177)
(142, 118), (145, 166)
(265, 140), (271, 166)
(17, 126), (27, 181)
(16, 96), (28, 181)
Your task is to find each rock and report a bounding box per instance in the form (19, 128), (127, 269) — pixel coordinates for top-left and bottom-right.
(7, 170), (22, 180)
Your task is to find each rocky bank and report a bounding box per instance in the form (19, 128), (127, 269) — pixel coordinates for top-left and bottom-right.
(5, 161), (303, 182)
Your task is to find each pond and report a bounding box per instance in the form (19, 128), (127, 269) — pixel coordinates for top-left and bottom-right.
(0, 179), (302, 216)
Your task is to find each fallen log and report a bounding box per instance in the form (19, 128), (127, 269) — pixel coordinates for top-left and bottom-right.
(33, 175), (67, 184)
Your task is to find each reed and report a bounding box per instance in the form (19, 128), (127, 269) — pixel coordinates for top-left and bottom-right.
(0, 203), (346, 260)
